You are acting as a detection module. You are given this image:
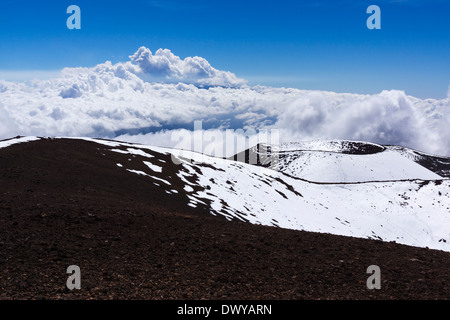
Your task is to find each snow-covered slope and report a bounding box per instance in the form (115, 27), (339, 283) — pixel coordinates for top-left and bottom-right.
(385, 145), (450, 178)
(277, 150), (441, 183)
(2, 136), (450, 252)
(241, 140), (444, 182)
(73, 137), (450, 252)
(0, 136), (40, 149)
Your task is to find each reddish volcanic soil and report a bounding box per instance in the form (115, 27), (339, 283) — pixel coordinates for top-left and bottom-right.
(0, 138), (449, 299)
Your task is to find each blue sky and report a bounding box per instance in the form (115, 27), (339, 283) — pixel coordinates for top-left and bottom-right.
(0, 0), (449, 98)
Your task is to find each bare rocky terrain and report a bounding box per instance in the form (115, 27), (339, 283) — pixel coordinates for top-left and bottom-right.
(0, 138), (450, 299)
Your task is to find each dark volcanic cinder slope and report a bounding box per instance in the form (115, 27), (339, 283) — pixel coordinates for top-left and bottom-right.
(0, 138), (450, 299)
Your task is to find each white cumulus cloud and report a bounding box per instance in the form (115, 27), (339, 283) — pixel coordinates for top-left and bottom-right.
(275, 90), (442, 154)
(129, 47), (246, 88)
(0, 46), (449, 156)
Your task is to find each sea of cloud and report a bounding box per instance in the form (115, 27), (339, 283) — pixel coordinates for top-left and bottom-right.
(0, 46), (449, 156)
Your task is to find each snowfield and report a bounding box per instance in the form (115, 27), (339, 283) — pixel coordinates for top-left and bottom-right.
(270, 141), (442, 182)
(174, 150), (450, 252)
(278, 149), (441, 182)
(79, 137), (450, 252)
(2, 136), (450, 252)
(0, 136), (41, 149)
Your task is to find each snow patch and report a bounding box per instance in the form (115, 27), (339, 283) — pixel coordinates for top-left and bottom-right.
(0, 136), (40, 149)
(143, 161), (162, 173)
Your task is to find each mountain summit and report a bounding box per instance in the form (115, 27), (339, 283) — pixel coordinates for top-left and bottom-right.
(1, 136), (450, 299)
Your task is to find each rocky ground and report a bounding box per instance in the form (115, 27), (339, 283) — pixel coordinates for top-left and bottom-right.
(0, 138), (449, 299)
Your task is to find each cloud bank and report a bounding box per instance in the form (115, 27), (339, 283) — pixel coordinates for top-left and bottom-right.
(129, 47), (246, 87)
(0, 46), (449, 156)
